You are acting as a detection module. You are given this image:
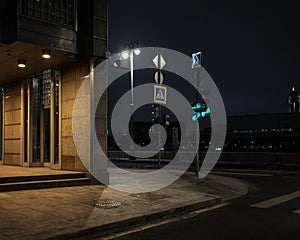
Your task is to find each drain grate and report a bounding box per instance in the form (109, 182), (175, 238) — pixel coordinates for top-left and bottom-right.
(94, 199), (122, 209)
(132, 193), (169, 200)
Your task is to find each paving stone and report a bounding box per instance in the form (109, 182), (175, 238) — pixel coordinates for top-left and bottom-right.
(0, 171), (248, 240)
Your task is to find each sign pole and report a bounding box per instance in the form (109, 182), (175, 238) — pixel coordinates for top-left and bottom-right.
(152, 53), (167, 168)
(158, 55), (162, 169)
(195, 69), (200, 176)
(192, 51), (203, 176)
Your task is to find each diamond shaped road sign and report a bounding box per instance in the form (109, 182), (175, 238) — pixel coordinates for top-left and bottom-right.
(153, 54), (166, 69)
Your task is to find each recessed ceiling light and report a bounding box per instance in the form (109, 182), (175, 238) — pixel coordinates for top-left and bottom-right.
(17, 59), (26, 68)
(42, 49), (51, 59)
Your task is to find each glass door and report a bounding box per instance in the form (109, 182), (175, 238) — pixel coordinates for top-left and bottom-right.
(30, 77), (41, 165)
(53, 69), (60, 166)
(42, 108), (51, 165)
(27, 69), (60, 167)
(41, 69), (51, 166)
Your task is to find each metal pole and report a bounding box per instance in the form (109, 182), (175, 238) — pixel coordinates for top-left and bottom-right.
(158, 103), (162, 169)
(157, 55), (162, 169)
(195, 68), (200, 176)
(130, 49), (134, 109)
(90, 57), (95, 172)
(129, 49), (135, 158)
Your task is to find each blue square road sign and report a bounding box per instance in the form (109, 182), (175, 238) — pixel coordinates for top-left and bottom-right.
(154, 85), (167, 104)
(192, 52), (202, 68)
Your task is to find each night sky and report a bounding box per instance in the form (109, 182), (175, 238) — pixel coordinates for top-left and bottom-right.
(108, 1), (300, 116)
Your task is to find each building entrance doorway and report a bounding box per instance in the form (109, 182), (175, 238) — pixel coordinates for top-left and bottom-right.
(23, 69), (60, 168)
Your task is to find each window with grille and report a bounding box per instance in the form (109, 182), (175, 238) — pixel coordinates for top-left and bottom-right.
(42, 69), (51, 106)
(21, 0), (76, 30)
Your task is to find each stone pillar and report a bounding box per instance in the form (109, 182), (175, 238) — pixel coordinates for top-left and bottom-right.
(63, 58), (109, 184)
(3, 81), (21, 165)
(61, 59), (91, 171)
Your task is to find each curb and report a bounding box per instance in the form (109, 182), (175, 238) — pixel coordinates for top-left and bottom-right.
(47, 197), (222, 240)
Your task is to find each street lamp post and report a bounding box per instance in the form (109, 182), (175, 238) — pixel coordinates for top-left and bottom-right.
(129, 48), (135, 158)
(121, 41), (140, 159)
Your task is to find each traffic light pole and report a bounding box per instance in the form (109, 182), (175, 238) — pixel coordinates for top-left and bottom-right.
(153, 53), (166, 169)
(191, 51), (203, 176)
(158, 104), (162, 169)
(195, 68), (200, 176)
(157, 67), (162, 169)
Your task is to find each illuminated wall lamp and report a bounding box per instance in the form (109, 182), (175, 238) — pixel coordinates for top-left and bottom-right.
(42, 50), (51, 59)
(17, 59), (26, 68)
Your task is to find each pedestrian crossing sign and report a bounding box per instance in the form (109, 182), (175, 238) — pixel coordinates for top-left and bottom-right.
(192, 51), (202, 68)
(154, 85), (167, 104)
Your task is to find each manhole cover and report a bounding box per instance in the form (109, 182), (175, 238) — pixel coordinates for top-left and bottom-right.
(132, 193), (169, 200)
(94, 199), (122, 209)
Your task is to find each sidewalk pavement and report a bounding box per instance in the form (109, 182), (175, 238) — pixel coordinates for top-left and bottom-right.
(0, 172), (248, 240)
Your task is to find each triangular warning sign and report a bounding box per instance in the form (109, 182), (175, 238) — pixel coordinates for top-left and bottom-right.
(156, 89), (165, 100)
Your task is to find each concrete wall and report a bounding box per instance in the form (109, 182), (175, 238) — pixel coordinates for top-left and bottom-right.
(3, 81), (21, 165)
(61, 59), (90, 171)
(61, 59), (107, 172)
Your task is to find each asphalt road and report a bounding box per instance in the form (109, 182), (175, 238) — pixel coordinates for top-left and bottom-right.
(106, 169), (300, 240)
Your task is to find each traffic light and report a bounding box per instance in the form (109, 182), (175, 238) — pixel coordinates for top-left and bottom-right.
(151, 104), (160, 123)
(162, 114), (170, 126)
(191, 99), (210, 121)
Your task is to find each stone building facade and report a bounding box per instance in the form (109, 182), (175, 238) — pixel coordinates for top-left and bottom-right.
(0, 0), (108, 180)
